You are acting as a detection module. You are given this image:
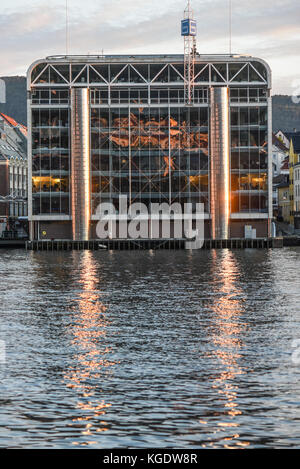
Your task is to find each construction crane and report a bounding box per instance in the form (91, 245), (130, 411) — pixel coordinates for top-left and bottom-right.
(181, 0), (197, 105)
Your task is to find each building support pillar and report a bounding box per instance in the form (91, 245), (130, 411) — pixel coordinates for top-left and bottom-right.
(209, 87), (230, 240)
(70, 87), (90, 241)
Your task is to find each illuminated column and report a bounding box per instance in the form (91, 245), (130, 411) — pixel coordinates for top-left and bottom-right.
(210, 87), (230, 240)
(71, 88), (90, 241)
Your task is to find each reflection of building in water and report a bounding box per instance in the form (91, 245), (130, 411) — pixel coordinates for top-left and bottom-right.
(63, 251), (115, 445)
(204, 250), (250, 449)
(27, 54), (272, 241)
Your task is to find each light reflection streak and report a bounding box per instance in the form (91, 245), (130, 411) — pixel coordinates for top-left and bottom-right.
(207, 250), (250, 448)
(63, 251), (116, 446)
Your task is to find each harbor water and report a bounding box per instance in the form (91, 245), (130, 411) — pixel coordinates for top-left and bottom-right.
(0, 248), (300, 448)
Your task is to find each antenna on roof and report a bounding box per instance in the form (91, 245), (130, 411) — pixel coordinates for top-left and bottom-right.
(229, 0), (232, 55)
(66, 0), (69, 55)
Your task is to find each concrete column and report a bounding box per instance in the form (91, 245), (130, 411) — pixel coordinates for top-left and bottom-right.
(210, 87), (230, 240)
(71, 88), (90, 241)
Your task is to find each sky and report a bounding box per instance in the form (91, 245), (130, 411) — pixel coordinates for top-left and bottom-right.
(0, 0), (299, 95)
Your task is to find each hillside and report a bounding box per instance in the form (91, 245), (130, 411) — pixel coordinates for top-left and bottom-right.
(0, 76), (27, 125)
(272, 95), (300, 132)
(0, 76), (299, 132)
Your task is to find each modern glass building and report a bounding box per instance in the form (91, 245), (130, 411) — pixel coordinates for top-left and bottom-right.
(27, 54), (272, 241)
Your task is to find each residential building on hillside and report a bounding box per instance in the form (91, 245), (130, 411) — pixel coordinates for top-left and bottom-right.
(272, 133), (288, 177)
(294, 162), (300, 231)
(0, 114), (27, 218)
(272, 133), (289, 210)
(277, 175), (290, 223)
(276, 130), (300, 150)
(288, 135), (300, 226)
(273, 173), (288, 215)
(0, 113), (27, 154)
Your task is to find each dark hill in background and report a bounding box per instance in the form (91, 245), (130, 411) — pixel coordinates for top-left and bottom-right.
(0, 77), (299, 132)
(0, 76), (27, 125)
(272, 95), (300, 132)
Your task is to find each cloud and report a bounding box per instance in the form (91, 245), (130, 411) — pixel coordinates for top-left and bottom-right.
(0, 0), (299, 94)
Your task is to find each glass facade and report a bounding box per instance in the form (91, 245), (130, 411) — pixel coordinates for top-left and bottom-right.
(28, 56), (271, 239)
(230, 103), (268, 213)
(31, 108), (70, 215)
(90, 105), (209, 214)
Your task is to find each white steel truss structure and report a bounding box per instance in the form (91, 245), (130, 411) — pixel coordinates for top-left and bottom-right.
(29, 58), (269, 90)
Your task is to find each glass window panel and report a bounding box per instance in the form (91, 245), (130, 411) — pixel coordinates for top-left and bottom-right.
(169, 66), (183, 82)
(229, 63), (246, 80)
(35, 66), (50, 84)
(249, 129), (259, 147)
(172, 64), (184, 79)
(91, 64), (109, 81)
(234, 65), (249, 82)
(111, 90), (120, 103)
(260, 194), (268, 212)
(132, 64), (149, 81)
(249, 149), (260, 170)
(231, 194), (239, 213)
(211, 66), (223, 83)
(249, 88), (259, 102)
(240, 151), (249, 170)
(231, 174), (240, 191)
(231, 108), (239, 126)
(150, 64), (168, 82)
(115, 66), (130, 83)
(31, 63), (47, 82)
(110, 64), (127, 81)
(240, 130), (249, 147)
(200, 108), (208, 126)
(231, 151), (239, 169)
(240, 108), (249, 125)
(240, 194), (250, 211)
(194, 65), (209, 82)
(169, 89), (179, 103)
(260, 149), (268, 169)
(50, 66), (67, 84)
(41, 196), (51, 214)
(249, 65), (264, 82)
(251, 61), (268, 80)
(89, 66), (106, 83)
(71, 65), (86, 82)
(231, 130), (239, 148)
(250, 195), (260, 211)
(213, 63), (227, 80)
(61, 196), (69, 214)
(260, 129), (267, 147)
(239, 88), (248, 102)
(250, 107), (259, 125)
(259, 107), (267, 125)
(33, 197), (41, 215)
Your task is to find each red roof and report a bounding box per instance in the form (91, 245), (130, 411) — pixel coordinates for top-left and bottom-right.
(0, 112), (27, 129)
(0, 113), (19, 127)
(0, 113), (27, 136)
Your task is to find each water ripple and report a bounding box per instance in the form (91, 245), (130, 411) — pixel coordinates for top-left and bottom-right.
(0, 248), (300, 448)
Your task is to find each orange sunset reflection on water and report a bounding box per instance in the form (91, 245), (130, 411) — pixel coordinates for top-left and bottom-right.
(203, 250), (250, 449)
(63, 251), (117, 446)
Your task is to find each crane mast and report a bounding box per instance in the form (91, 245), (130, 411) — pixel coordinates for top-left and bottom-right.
(181, 0), (197, 105)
